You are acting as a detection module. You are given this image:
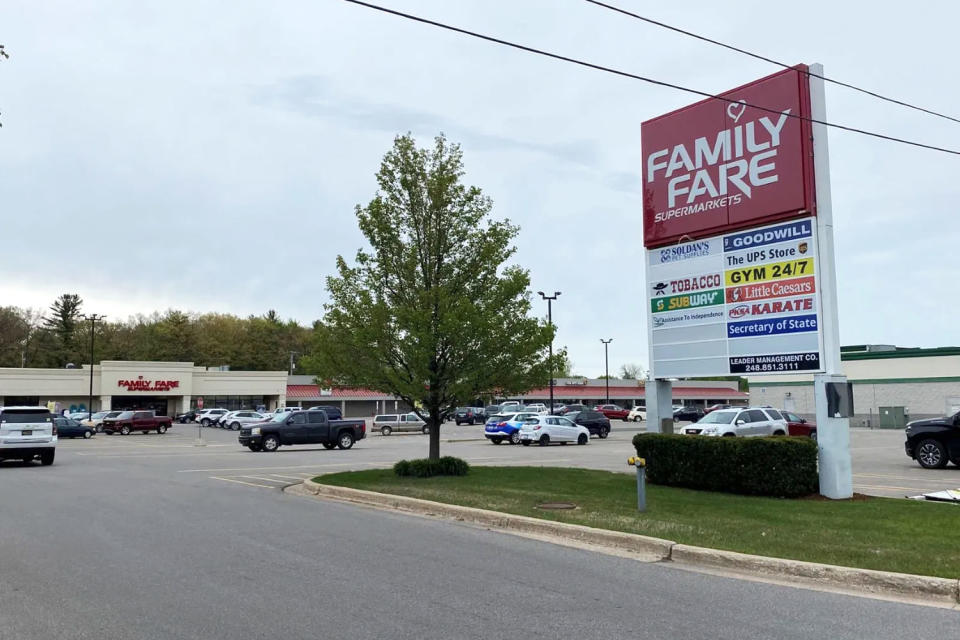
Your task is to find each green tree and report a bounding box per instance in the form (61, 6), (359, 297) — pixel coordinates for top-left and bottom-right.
(42, 294), (83, 365)
(305, 133), (558, 459)
(619, 363), (646, 380)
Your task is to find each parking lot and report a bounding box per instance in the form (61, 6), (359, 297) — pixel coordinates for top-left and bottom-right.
(36, 420), (960, 500)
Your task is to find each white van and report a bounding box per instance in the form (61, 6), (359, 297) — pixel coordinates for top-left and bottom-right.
(0, 406), (57, 465)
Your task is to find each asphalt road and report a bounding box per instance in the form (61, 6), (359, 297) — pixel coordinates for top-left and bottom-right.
(0, 426), (957, 639)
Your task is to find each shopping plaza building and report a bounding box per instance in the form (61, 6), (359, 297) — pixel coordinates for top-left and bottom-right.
(4, 349), (954, 424)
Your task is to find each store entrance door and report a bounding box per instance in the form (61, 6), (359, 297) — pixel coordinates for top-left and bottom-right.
(112, 396), (170, 416)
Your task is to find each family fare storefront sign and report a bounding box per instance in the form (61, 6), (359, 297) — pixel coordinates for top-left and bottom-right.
(117, 377), (181, 392)
(642, 65), (824, 378)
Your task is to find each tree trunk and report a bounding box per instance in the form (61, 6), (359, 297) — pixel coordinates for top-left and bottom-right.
(428, 405), (441, 460)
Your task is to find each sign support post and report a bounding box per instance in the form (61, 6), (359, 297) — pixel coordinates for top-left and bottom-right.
(645, 378), (674, 434)
(809, 63), (852, 499)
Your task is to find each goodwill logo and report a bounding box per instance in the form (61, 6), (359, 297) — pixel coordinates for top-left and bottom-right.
(646, 106), (792, 223)
(723, 219), (812, 252)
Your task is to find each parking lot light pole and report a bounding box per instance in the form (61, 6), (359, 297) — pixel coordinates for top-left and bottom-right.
(82, 314), (106, 421)
(601, 338), (612, 404)
(538, 291), (561, 414)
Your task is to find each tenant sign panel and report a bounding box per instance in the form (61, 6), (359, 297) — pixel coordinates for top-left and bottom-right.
(647, 218), (824, 377)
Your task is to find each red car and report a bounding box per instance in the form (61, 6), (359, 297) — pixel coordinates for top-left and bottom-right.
(595, 404), (630, 421)
(703, 404), (732, 415)
(780, 409), (817, 439)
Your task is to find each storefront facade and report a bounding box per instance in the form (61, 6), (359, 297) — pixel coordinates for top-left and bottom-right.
(0, 361), (288, 416)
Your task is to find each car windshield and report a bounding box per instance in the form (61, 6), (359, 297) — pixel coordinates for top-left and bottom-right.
(91, 411), (108, 419)
(270, 413), (289, 423)
(698, 411), (737, 424)
(116, 412), (134, 419)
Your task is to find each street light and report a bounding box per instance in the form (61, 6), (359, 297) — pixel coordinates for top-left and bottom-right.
(601, 338), (613, 404)
(82, 314), (106, 421)
(537, 291), (561, 414)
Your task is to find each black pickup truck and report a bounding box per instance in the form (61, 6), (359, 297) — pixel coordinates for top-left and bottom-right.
(238, 409), (365, 452)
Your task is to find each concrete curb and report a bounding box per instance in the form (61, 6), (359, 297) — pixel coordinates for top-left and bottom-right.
(299, 479), (674, 561)
(296, 479), (960, 606)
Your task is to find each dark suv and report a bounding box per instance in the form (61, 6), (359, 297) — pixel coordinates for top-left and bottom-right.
(905, 411), (960, 468)
(454, 407), (480, 425)
(569, 409), (611, 438)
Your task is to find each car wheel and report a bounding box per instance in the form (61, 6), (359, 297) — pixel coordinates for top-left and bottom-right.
(95, 425), (103, 433)
(337, 431), (355, 450)
(455, 420), (461, 426)
(809, 430), (817, 441)
(248, 444), (262, 452)
(538, 434), (550, 447)
(491, 437), (502, 445)
(322, 442), (336, 450)
(917, 439), (948, 469)
(422, 425), (430, 434)
(599, 426), (609, 439)
(158, 424), (167, 434)
(509, 432), (520, 445)
(622, 416), (629, 422)
(723, 432), (736, 437)
(40, 450), (55, 466)
(83, 430), (93, 439)
(262, 435), (280, 452)
(773, 430), (785, 436)
(120, 425), (131, 435)
(521, 441), (531, 446)
(231, 422), (241, 431)
(578, 433), (588, 445)
(380, 425), (392, 436)
(201, 419), (210, 427)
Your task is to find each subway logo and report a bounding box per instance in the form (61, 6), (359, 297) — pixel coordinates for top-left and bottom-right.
(724, 258), (814, 287)
(651, 289), (724, 314)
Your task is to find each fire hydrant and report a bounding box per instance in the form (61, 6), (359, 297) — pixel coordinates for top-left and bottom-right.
(627, 456), (647, 512)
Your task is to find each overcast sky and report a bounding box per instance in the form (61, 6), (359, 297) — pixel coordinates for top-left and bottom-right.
(3, 0), (959, 376)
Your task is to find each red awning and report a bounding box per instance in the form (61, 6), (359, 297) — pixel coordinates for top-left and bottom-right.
(285, 385), (393, 400)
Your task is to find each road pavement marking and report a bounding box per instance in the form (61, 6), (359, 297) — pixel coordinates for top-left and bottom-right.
(209, 476), (279, 489)
(235, 475), (293, 484)
(179, 463), (359, 473)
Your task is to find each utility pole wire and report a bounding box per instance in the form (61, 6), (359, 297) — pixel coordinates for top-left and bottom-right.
(584, 0), (960, 125)
(340, 0), (960, 156)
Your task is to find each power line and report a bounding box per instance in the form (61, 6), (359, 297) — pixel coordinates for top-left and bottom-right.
(584, 0), (960, 125)
(340, 0), (960, 156)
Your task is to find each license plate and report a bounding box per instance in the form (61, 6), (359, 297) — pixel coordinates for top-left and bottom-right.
(686, 429), (696, 434)
(21, 430), (32, 436)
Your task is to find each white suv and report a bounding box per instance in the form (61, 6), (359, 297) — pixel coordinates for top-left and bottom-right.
(686, 407), (788, 437)
(196, 408), (229, 427)
(0, 406), (57, 465)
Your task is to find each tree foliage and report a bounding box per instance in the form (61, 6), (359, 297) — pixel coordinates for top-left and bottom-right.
(619, 362), (646, 380)
(0, 303), (311, 371)
(303, 134), (559, 459)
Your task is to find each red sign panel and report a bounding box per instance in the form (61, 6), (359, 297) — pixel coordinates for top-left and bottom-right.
(117, 377), (180, 392)
(642, 66), (815, 248)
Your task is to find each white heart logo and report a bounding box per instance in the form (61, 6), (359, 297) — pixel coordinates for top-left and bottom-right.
(726, 99), (747, 123)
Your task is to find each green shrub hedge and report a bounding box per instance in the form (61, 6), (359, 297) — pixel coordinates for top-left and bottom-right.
(632, 433), (818, 498)
(393, 456), (471, 478)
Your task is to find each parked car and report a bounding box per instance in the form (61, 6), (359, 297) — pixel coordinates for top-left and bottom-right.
(195, 408), (229, 427)
(778, 410), (816, 439)
(374, 412), (428, 435)
(551, 403), (566, 414)
(499, 401), (522, 413)
(558, 404), (587, 415)
(306, 405), (344, 420)
(454, 407), (481, 425)
(239, 410), (366, 452)
(703, 404), (732, 415)
(673, 406), (705, 422)
(567, 409), (612, 438)
(905, 411), (960, 469)
(175, 410), (198, 424)
(484, 411), (539, 445)
(102, 410), (173, 435)
(54, 416), (95, 439)
(627, 406), (646, 422)
(595, 404), (630, 421)
(221, 410), (267, 431)
(66, 410), (92, 420)
(687, 407), (788, 437)
(525, 403), (549, 415)
(484, 404), (502, 419)
(0, 406), (57, 465)
(82, 410), (121, 432)
(518, 415), (591, 446)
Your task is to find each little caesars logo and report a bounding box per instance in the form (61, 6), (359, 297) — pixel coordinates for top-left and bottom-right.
(646, 105), (792, 222)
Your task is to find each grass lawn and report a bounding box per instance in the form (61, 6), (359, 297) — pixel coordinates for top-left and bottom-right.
(315, 466), (960, 579)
